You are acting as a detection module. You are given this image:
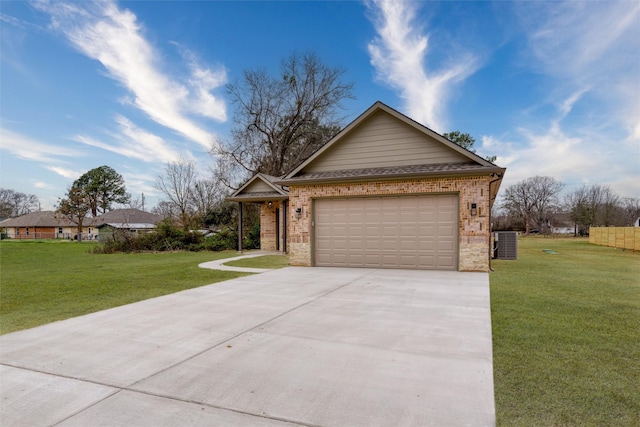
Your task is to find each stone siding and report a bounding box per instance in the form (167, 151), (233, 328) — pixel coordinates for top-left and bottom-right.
(286, 176), (492, 271)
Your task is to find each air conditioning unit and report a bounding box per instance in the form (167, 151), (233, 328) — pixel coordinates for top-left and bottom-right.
(494, 231), (518, 260)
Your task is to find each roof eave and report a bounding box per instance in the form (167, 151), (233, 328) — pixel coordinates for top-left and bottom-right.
(275, 167), (506, 186)
(229, 173), (288, 199)
(226, 194), (289, 203)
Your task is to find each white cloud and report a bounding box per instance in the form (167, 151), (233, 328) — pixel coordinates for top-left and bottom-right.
(484, 1), (640, 199)
(177, 44), (227, 122)
(515, 1), (640, 142)
(558, 88), (590, 119)
(366, 0), (478, 132)
(0, 127), (84, 162)
(73, 115), (182, 164)
(46, 166), (82, 179)
(34, 181), (53, 189)
(119, 170), (160, 199)
(523, 1), (640, 77)
(487, 119), (639, 198)
(34, 0), (225, 149)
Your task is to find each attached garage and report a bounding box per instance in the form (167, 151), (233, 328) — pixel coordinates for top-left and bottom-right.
(314, 195), (458, 270)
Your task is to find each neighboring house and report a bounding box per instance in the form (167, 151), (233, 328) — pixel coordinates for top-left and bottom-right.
(229, 101), (506, 272)
(552, 227), (574, 235)
(94, 209), (163, 241)
(0, 211), (94, 240)
(0, 208), (162, 241)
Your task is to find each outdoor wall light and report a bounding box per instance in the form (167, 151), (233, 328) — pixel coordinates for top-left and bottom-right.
(295, 207), (302, 219)
(471, 203), (477, 216)
(267, 201), (273, 209)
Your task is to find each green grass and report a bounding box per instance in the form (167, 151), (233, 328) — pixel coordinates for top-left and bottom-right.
(224, 254), (290, 269)
(491, 237), (640, 426)
(0, 241), (249, 334)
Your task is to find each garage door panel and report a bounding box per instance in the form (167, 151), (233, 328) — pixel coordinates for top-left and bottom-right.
(416, 240), (436, 251)
(437, 240), (456, 251)
(315, 195), (458, 270)
(437, 256), (455, 269)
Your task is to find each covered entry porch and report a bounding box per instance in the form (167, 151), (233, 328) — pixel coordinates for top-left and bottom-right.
(227, 173), (289, 253)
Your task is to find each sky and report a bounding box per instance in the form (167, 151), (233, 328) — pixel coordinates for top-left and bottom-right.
(1, 0), (639, 211)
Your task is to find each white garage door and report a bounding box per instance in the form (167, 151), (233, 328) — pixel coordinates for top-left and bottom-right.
(314, 195), (458, 270)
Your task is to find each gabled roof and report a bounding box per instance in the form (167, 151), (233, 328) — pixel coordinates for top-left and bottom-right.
(93, 209), (162, 226)
(277, 101), (504, 185)
(0, 211), (78, 228)
(227, 173), (289, 203)
(0, 209), (162, 229)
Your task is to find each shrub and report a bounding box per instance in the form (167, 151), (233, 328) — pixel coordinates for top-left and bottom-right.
(199, 227), (238, 251)
(243, 222), (260, 250)
(93, 223), (205, 253)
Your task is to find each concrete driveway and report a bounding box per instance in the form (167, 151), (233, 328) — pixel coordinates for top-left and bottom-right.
(0, 267), (495, 426)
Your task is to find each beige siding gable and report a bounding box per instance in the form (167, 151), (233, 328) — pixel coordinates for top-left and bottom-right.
(242, 179), (274, 194)
(303, 110), (472, 173)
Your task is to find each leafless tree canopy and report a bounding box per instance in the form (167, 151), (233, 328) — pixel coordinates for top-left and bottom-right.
(154, 158), (198, 230)
(154, 159), (227, 229)
(0, 188), (40, 218)
(151, 200), (178, 221)
(502, 176), (564, 234)
(213, 52), (354, 187)
(565, 184), (636, 233)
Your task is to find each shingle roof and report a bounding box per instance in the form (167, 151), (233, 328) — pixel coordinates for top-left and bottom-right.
(0, 209), (163, 229)
(93, 209), (163, 226)
(277, 162), (504, 185)
(0, 211), (78, 227)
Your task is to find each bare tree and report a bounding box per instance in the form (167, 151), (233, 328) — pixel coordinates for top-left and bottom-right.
(151, 201), (178, 222)
(213, 52), (354, 187)
(595, 185), (621, 226)
(565, 186), (591, 235)
(0, 188), (40, 218)
(565, 184), (628, 233)
(502, 176), (563, 235)
(191, 179), (225, 227)
(154, 158), (198, 230)
(127, 193), (146, 211)
(622, 197), (640, 225)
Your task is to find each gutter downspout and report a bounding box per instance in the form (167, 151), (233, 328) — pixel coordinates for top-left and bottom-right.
(237, 201), (243, 253)
(488, 173), (504, 272)
(283, 200), (288, 254)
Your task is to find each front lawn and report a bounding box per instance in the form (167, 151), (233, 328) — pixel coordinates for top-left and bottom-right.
(0, 241), (248, 334)
(491, 237), (640, 426)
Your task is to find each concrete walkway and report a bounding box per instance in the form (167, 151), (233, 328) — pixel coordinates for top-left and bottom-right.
(0, 268), (495, 426)
(198, 251), (282, 273)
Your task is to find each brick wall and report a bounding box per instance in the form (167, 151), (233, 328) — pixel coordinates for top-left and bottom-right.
(286, 176), (492, 271)
(260, 201), (283, 251)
